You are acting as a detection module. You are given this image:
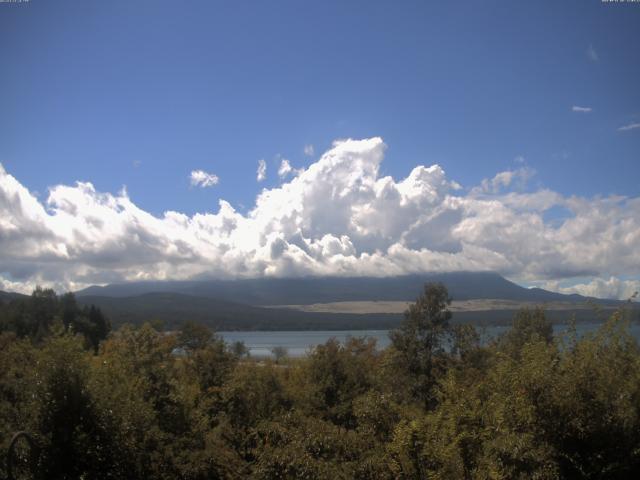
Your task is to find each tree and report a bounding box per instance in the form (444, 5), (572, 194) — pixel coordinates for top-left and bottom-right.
(497, 307), (553, 358)
(85, 305), (111, 351)
(271, 346), (288, 364)
(190, 339), (237, 392)
(388, 282), (452, 409)
(178, 321), (213, 351)
(298, 337), (378, 428)
(33, 334), (121, 479)
(28, 287), (58, 341)
(230, 340), (249, 358)
(59, 292), (79, 330)
(0, 290), (110, 352)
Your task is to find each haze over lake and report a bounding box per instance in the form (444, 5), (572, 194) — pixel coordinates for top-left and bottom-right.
(220, 322), (640, 358)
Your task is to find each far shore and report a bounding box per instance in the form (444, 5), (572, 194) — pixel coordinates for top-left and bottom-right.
(262, 299), (621, 315)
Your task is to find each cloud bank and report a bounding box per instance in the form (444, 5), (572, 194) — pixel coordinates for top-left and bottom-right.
(542, 277), (639, 302)
(1, 138), (639, 298)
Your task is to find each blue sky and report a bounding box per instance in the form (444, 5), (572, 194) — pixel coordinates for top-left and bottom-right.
(2, 0), (639, 214)
(0, 0), (639, 297)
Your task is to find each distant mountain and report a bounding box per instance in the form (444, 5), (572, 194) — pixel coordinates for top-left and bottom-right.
(77, 290), (632, 331)
(70, 272), (635, 330)
(4, 272), (634, 331)
(76, 292), (401, 331)
(80, 292), (634, 330)
(76, 271), (613, 305)
(0, 290), (28, 303)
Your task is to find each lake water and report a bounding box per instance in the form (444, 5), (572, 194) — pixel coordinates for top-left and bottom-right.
(220, 322), (640, 358)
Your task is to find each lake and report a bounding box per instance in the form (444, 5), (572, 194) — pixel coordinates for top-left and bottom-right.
(219, 322), (640, 358)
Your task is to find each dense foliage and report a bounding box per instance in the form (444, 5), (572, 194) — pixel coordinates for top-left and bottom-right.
(1, 284), (639, 479)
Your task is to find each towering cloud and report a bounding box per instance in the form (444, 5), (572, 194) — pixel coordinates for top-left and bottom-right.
(0, 139), (638, 297)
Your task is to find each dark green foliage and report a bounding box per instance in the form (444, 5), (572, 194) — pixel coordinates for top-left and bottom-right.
(0, 287), (59, 341)
(33, 335), (124, 479)
(251, 413), (390, 480)
(189, 337), (237, 392)
(389, 282), (453, 409)
(229, 340), (249, 358)
(497, 306), (553, 357)
(298, 337), (378, 428)
(0, 288), (110, 351)
(178, 320), (214, 351)
(1, 284), (640, 479)
(271, 345), (288, 363)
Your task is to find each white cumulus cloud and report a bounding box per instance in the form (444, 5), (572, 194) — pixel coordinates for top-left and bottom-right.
(0, 138), (639, 299)
(572, 105), (592, 113)
(543, 277), (640, 302)
(190, 169), (219, 188)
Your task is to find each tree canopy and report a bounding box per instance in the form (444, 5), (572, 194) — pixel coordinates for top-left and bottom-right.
(1, 285), (639, 479)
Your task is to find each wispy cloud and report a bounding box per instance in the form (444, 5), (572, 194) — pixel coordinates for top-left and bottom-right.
(473, 166), (535, 195)
(572, 105), (592, 113)
(190, 169), (219, 188)
(304, 144), (314, 156)
(257, 159), (267, 182)
(587, 44), (599, 62)
(278, 159), (293, 178)
(618, 122), (640, 132)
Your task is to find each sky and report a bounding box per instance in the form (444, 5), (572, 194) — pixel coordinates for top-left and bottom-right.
(0, 0), (639, 299)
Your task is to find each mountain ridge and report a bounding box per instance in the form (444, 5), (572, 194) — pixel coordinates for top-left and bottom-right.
(74, 271), (615, 305)
(3, 272), (633, 331)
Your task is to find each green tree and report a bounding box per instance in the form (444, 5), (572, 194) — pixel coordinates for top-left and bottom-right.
(271, 346), (288, 364)
(230, 340), (249, 358)
(388, 282), (452, 409)
(0, 289), (110, 351)
(298, 337), (378, 428)
(178, 321), (214, 351)
(497, 306), (553, 358)
(189, 338), (237, 393)
(33, 334), (121, 479)
(27, 287), (58, 341)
